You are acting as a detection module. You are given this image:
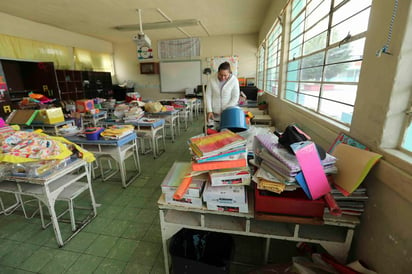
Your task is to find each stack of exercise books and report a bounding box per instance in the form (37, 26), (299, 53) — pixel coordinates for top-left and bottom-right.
(325, 185), (367, 216)
(188, 130), (248, 171)
(253, 133), (337, 195)
(187, 130), (250, 213)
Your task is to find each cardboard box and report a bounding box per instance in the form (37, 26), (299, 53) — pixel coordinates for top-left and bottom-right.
(203, 182), (246, 204)
(6, 109), (39, 125)
(254, 185), (325, 217)
(76, 99), (94, 113)
(161, 162), (207, 198)
(33, 107), (65, 124)
(209, 167), (251, 187)
(206, 194), (248, 213)
(165, 192), (203, 209)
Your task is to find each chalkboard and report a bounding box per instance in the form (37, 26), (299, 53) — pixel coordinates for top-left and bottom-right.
(160, 60), (201, 93)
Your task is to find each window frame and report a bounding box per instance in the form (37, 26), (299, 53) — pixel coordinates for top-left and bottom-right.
(284, 0), (372, 126)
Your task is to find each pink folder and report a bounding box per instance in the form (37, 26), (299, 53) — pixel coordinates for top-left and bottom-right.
(291, 141), (331, 200)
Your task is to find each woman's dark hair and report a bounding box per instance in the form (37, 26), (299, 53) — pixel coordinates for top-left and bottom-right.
(218, 62), (232, 73)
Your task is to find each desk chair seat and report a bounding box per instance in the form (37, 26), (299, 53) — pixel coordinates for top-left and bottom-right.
(178, 107), (191, 131)
(0, 182), (27, 216)
(0, 182), (38, 218)
(164, 114), (180, 142)
(135, 122), (166, 159)
(37, 181), (94, 232)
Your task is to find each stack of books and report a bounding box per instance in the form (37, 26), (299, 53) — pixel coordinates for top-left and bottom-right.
(188, 130), (250, 213)
(188, 130), (248, 171)
(123, 106), (144, 122)
(253, 134), (337, 195)
(326, 185), (367, 216)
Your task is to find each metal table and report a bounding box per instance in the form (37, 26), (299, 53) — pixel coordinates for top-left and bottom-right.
(65, 132), (141, 188)
(0, 159), (97, 247)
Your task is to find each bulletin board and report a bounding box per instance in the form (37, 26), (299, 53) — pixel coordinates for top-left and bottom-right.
(206, 56), (239, 77)
(160, 60), (201, 93)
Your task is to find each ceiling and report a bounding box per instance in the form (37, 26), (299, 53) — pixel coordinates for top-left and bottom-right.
(0, 0), (272, 43)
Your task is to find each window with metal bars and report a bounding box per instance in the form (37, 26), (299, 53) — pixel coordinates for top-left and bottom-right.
(257, 45), (265, 90)
(285, 0), (372, 125)
(264, 23), (282, 96)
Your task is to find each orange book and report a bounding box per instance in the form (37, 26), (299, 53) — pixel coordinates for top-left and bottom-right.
(191, 158), (247, 171)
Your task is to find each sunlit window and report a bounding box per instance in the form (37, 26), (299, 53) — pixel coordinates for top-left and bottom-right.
(257, 45), (265, 90)
(285, 0), (372, 125)
(401, 107), (412, 153)
(265, 23), (282, 96)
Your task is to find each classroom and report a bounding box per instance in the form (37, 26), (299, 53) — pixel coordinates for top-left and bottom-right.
(0, 0), (411, 273)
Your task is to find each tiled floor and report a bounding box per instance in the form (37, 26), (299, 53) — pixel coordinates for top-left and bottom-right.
(0, 117), (298, 273)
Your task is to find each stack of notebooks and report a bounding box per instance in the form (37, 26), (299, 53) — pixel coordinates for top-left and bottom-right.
(253, 134), (337, 194)
(188, 130), (248, 172)
(326, 185), (367, 216)
(187, 130), (250, 213)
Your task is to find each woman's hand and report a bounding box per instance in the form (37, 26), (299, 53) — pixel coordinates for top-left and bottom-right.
(207, 112), (214, 121)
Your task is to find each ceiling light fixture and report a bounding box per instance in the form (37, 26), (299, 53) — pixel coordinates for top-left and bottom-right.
(115, 19), (200, 31)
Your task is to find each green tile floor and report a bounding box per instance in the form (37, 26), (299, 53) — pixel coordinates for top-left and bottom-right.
(0, 117), (299, 273)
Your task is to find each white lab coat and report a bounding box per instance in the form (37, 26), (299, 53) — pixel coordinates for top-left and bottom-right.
(205, 73), (240, 116)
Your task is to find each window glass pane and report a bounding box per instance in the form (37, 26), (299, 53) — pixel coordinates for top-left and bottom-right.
(291, 13), (305, 41)
(321, 84), (357, 105)
(288, 60), (301, 71)
(300, 83), (320, 96)
(285, 90), (298, 103)
(292, 0), (307, 20)
(290, 35), (304, 53)
(334, 0), (345, 7)
(305, 17), (328, 41)
(287, 70), (300, 81)
(301, 66), (323, 81)
(319, 98), (354, 124)
(323, 61), (362, 82)
(306, 0), (331, 28)
(330, 9), (371, 44)
(287, 81), (299, 92)
(333, 0), (372, 26)
(298, 93), (318, 110)
(326, 38), (365, 64)
(302, 52), (325, 68)
(402, 121), (412, 152)
(303, 31), (327, 55)
(289, 44), (302, 60)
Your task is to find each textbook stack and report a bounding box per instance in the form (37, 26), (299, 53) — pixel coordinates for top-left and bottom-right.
(188, 130), (250, 213)
(326, 185), (367, 216)
(253, 133), (337, 195)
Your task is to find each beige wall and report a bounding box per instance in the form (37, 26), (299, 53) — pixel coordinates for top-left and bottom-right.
(113, 33), (258, 100)
(259, 1), (412, 273)
(0, 12), (112, 56)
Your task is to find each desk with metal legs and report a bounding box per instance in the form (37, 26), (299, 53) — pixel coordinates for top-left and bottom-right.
(65, 133), (141, 188)
(0, 159), (97, 247)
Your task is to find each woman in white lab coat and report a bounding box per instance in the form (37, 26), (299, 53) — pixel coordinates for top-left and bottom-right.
(205, 62), (240, 128)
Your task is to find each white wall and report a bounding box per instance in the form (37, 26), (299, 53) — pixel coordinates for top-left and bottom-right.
(259, 1), (412, 273)
(113, 33), (258, 100)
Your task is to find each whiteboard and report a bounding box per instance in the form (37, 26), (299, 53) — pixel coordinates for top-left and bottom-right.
(160, 60), (201, 93)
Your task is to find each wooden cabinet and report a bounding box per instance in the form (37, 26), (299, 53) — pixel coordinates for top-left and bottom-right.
(0, 59), (58, 109)
(82, 71), (113, 99)
(56, 70), (84, 100)
(140, 62), (159, 74)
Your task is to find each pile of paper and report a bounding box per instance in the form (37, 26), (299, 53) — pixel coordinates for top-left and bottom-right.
(188, 130), (248, 171)
(253, 133), (337, 197)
